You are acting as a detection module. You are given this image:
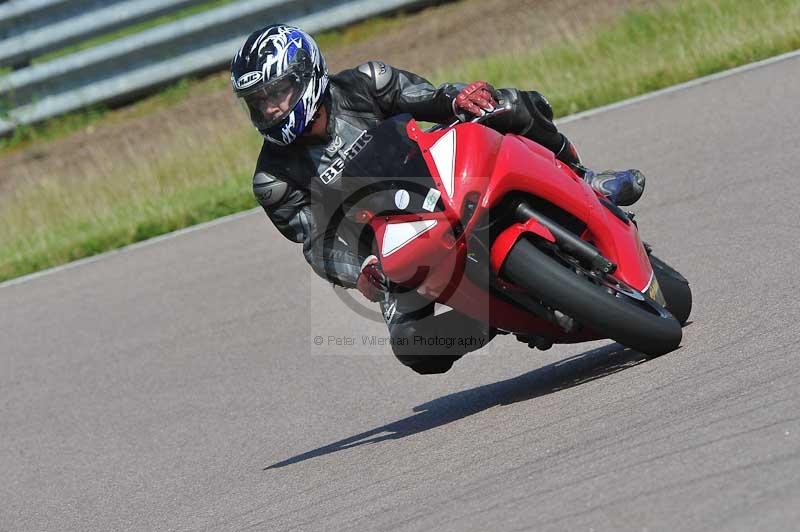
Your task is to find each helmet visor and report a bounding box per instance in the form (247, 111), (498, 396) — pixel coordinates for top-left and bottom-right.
(238, 72), (306, 131)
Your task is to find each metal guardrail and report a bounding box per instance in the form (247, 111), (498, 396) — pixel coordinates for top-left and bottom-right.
(0, 0), (426, 135)
(0, 1), (108, 41)
(0, 0), (209, 67)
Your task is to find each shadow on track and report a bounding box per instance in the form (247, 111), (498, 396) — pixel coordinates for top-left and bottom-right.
(265, 343), (647, 470)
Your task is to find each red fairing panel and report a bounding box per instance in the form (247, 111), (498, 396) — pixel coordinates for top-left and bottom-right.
(584, 206), (654, 291)
(371, 210), (569, 337)
(411, 121), (503, 215)
(485, 135), (595, 221)
(481, 133), (654, 292)
(373, 212), (461, 294)
(373, 119), (653, 337)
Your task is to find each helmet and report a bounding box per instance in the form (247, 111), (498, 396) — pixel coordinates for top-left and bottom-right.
(231, 24), (328, 146)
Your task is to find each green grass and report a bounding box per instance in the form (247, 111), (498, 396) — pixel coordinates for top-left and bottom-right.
(2, 0), (800, 282)
(314, 10), (419, 51)
(0, 74), (229, 152)
(0, 105), (109, 150)
(0, 120), (262, 281)
(436, 0), (800, 117)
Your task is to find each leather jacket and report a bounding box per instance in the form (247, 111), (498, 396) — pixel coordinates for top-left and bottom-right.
(252, 61), (576, 288)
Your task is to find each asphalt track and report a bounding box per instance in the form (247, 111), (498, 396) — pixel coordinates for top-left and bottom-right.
(3, 54), (800, 532)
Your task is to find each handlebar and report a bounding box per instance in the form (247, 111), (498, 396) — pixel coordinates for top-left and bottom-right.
(469, 101), (512, 123)
(425, 101), (512, 133)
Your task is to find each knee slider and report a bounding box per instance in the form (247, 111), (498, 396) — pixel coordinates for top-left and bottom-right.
(393, 351), (460, 375)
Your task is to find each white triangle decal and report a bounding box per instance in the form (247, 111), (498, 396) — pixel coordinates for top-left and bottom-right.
(381, 220), (438, 257)
(430, 129), (455, 198)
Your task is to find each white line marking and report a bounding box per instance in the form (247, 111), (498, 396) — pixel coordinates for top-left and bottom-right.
(4, 48), (799, 289)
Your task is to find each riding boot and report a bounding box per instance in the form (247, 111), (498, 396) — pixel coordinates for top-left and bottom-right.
(554, 136), (646, 207)
(584, 168), (646, 206)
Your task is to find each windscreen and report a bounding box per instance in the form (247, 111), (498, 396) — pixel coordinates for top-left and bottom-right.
(341, 114), (444, 215)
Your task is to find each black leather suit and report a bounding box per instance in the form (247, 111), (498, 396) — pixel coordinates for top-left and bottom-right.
(252, 61), (577, 374)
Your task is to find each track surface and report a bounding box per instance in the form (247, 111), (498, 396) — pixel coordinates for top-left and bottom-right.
(3, 56), (800, 531)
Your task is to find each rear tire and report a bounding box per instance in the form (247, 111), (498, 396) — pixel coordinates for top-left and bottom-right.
(650, 254), (692, 325)
(502, 238), (682, 357)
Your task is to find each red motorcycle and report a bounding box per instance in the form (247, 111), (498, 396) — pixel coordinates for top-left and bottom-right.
(340, 112), (691, 356)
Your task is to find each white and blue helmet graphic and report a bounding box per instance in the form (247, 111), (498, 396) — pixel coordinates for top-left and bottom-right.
(231, 25), (328, 146)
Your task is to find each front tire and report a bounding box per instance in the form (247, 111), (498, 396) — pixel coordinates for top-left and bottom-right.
(502, 238), (682, 357)
(650, 254), (692, 325)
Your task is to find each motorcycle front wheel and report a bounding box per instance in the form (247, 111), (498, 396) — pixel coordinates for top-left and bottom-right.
(649, 254), (692, 326)
(502, 238), (683, 357)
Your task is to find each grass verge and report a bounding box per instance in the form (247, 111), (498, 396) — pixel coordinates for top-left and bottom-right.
(438, 0), (800, 116)
(2, 0), (799, 283)
(1, 122), (261, 282)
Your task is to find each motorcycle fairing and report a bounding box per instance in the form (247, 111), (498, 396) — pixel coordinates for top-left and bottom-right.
(413, 121), (655, 293)
(364, 117), (657, 336)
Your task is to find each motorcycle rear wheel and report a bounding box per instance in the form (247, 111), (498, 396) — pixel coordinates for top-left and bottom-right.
(502, 238), (682, 357)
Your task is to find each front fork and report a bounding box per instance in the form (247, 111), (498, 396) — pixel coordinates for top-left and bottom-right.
(493, 199), (670, 318)
(491, 199), (617, 278)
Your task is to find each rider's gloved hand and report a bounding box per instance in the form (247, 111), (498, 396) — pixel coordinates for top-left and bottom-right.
(357, 255), (389, 302)
(453, 81), (499, 121)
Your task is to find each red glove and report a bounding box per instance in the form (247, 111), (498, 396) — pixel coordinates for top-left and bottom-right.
(454, 81), (498, 120)
(356, 255), (389, 302)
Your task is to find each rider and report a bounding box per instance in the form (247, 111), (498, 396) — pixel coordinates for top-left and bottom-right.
(231, 24), (645, 375)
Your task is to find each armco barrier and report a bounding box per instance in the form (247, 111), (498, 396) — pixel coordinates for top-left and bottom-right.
(0, 0), (426, 135)
(0, 0), (208, 67)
